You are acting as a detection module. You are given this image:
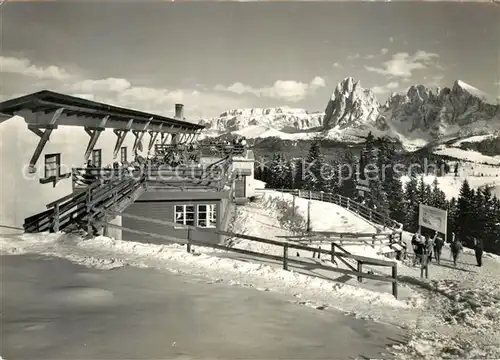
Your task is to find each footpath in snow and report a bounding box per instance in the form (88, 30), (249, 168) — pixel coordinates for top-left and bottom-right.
(2, 190), (500, 358)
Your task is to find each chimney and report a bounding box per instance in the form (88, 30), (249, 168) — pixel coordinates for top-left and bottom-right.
(175, 104), (184, 120)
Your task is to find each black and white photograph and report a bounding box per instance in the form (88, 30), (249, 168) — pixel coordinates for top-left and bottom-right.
(0, 1), (499, 359)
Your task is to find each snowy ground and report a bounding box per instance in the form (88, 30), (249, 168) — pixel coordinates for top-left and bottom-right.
(2, 254), (404, 359)
(2, 192), (500, 358)
(434, 146), (500, 166)
(401, 173), (500, 200)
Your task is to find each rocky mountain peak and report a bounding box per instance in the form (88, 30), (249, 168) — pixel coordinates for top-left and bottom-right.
(323, 77), (380, 130)
(451, 79), (489, 102)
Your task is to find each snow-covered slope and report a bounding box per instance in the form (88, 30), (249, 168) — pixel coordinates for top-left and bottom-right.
(400, 173), (500, 200)
(433, 146), (500, 166)
(202, 78), (500, 151)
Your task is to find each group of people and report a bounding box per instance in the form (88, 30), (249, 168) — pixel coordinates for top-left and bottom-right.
(411, 230), (447, 266)
(411, 230), (484, 268)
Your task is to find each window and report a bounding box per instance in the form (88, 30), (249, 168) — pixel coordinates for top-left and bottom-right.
(44, 154), (61, 178)
(120, 147), (127, 163)
(92, 149), (102, 168)
(197, 204), (217, 228)
(174, 205), (195, 226)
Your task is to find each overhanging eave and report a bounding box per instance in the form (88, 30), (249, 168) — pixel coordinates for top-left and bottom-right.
(16, 109), (198, 134)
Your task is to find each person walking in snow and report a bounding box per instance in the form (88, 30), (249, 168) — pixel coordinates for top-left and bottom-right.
(450, 232), (462, 267)
(473, 237), (484, 267)
(433, 231), (445, 265)
(424, 235), (434, 264)
(412, 231), (424, 266)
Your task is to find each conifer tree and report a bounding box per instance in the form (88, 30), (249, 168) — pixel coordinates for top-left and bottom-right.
(326, 158), (341, 195)
(304, 141), (325, 191)
(429, 178), (448, 210)
(378, 139), (404, 223)
(280, 158), (295, 189)
(293, 158), (305, 189)
(339, 149), (357, 198)
(361, 133), (387, 211)
(403, 172), (420, 232)
(267, 153), (286, 189)
(456, 180), (475, 246)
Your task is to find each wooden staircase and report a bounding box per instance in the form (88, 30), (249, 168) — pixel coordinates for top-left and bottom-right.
(24, 172), (147, 233)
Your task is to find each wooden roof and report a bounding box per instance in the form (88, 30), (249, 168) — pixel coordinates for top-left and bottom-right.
(0, 90), (205, 131)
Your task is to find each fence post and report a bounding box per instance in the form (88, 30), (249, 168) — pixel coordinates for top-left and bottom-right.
(292, 194), (296, 215)
(347, 198), (350, 210)
(357, 261), (363, 282)
(283, 243), (289, 270)
(338, 194), (341, 205)
(308, 190), (312, 199)
(392, 264), (398, 299)
(330, 242), (335, 263)
(53, 203), (60, 232)
(187, 227), (192, 253)
(370, 211), (373, 222)
(86, 187), (92, 211)
(320, 191), (323, 201)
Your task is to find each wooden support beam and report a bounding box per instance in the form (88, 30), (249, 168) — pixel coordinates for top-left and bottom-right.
(27, 107), (64, 174)
(112, 119), (133, 158)
(178, 133), (188, 145)
(132, 118), (151, 154)
(84, 116), (109, 161)
(147, 129), (160, 154)
(161, 132), (170, 146)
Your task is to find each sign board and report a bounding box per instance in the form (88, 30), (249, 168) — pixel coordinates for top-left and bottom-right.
(418, 203), (447, 234)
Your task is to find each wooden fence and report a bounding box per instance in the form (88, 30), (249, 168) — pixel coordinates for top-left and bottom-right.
(99, 211), (399, 298)
(279, 230), (395, 247)
(259, 188), (403, 234)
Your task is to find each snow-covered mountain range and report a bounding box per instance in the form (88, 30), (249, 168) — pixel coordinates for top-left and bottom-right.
(201, 77), (500, 151)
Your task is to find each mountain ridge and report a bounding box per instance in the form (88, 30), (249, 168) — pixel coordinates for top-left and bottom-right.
(201, 78), (500, 151)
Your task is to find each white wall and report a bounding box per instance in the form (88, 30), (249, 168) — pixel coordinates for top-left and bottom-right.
(232, 152), (256, 198)
(0, 116), (151, 232)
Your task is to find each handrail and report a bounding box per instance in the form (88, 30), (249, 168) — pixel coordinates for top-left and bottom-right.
(258, 188), (403, 233)
(23, 173), (146, 233)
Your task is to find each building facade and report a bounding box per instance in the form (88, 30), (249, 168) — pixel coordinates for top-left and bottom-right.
(0, 91), (202, 234)
(119, 189), (233, 245)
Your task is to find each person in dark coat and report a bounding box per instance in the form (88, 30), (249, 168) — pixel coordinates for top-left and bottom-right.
(450, 232), (462, 267)
(473, 237), (484, 267)
(424, 235), (434, 264)
(412, 232), (424, 266)
(433, 231), (445, 265)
